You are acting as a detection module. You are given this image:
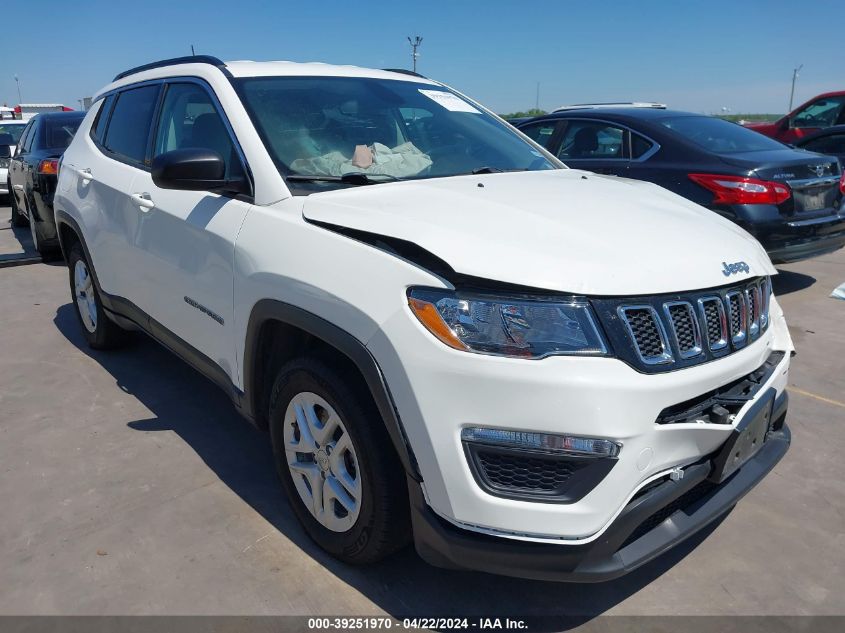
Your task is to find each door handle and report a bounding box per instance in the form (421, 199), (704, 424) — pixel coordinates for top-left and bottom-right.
(131, 192), (155, 211)
(12, 184), (24, 191)
(77, 167), (96, 184)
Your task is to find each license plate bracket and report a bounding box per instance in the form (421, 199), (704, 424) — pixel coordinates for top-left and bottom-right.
(709, 388), (776, 483)
(802, 192), (826, 211)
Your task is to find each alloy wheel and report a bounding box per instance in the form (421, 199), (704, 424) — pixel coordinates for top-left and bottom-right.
(74, 260), (98, 333)
(283, 391), (362, 532)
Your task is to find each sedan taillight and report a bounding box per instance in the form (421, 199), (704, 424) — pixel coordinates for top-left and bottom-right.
(689, 173), (791, 205)
(38, 159), (59, 175)
(839, 171), (845, 195)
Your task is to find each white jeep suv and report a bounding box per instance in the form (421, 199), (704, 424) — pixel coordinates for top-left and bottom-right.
(54, 56), (793, 581)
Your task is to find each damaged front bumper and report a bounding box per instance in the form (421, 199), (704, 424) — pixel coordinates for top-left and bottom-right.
(410, 391), (790, 582)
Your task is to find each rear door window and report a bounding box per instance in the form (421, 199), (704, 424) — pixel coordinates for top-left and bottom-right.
(557, 120), (625, 159)
(18, 121), (35, 154)
(103, 84), (161, 165)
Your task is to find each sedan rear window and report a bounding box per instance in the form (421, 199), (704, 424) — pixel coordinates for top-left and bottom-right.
(45, 117), (84, 149)
(659, 116), (786, 154)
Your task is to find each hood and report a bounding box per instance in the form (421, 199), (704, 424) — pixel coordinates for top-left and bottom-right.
(302, 170), (776, 296)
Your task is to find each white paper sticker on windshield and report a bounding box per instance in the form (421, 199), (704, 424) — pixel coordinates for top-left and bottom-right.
(418, 89), (481, 114)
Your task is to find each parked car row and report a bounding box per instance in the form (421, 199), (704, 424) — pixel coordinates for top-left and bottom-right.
(514, 104), (845, 263)
(49, 56), (796, 582)
(5, 111), (85, 258)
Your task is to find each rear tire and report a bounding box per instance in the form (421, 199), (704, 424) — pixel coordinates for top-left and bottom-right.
(9, 184), (27, 227)
(269, 357), (410, 564)
(66, 242), (127, 349)
(29, 207), (59, 262)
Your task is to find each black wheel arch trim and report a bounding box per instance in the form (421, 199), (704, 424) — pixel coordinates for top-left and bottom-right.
(243, 299), (421, 481)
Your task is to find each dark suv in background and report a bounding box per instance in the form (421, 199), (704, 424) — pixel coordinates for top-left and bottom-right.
(7, 111), (86, 259)
(517, 107), (845, 263)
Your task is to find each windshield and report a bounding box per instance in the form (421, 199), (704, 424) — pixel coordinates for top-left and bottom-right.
(659, 116), (787, 154)
(235, 77), (557, 191)
(0, 123), (26, 144)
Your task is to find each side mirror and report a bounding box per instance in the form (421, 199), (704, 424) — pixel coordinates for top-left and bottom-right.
(0, 146), (10, 159)
(151, 148), (249, 195)
(0, 132), (14, 148)
(780, 118), (791, 131)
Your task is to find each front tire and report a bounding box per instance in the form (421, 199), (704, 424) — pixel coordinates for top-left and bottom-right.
(269, 357), (410, 564)
(67, 242), (127, 349)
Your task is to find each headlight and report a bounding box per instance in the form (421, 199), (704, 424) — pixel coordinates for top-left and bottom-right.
(407, 287), (608, 359)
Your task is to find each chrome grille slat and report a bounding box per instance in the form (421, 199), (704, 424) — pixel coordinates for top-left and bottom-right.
(759, 278), (770, 330)
(746, 284), (761, 339)
(725, 290), (747, 348)
(697, 296), (728, 351)
(663, 301), (702, 359)
(617, 306), (673, 365)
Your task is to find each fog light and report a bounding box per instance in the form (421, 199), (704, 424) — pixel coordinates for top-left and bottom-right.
(460, 427), (621, 457)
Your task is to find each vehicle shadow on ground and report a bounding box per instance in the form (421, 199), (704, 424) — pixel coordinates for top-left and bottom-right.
(773, 269), (816, 295)
(53, 302), (725, 628)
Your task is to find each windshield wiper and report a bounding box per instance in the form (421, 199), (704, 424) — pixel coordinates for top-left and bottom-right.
(286, 173), (402, 186)
(471, 166), (504, 174)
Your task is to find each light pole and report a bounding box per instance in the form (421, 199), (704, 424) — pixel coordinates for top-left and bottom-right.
(788, 64), (803, 112)
(408, 36), (422, 73)
(14, 74), (22, 104)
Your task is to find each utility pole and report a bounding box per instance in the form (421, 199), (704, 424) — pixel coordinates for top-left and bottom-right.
(14, 74), (22, 104)
(408, 36), (423, 73)
(788, 64), (803, 112)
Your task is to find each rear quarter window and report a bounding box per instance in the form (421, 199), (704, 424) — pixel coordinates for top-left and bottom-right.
(91, 94), (115, 144)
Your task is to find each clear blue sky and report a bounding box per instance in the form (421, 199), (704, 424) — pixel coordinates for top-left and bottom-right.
(3, 0), (842, 115)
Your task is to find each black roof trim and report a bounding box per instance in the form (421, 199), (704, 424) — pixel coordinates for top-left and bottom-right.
(382, 68), (426, 78)
(113, 55), (227, 81)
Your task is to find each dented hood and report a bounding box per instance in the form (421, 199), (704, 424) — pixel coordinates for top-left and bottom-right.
(302, 170), (776, 296)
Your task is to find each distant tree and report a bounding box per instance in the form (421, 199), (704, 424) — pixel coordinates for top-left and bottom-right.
(718, 114), (782, 123)
(500, 108), (547, 119)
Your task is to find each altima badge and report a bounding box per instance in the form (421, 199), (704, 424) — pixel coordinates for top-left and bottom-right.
(722, 261), (750, 276)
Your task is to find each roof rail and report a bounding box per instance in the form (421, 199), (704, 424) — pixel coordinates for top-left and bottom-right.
(553, 102), (667, 112)
(113, 55), (227, 82)
(382, 68), (426, 78)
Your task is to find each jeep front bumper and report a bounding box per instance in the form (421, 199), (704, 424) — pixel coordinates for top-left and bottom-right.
(409, 394), (789, 582)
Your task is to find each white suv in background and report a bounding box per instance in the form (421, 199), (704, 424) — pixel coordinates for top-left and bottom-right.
(54, 56), (793, 581)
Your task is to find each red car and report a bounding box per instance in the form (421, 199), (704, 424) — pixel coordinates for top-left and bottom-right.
(743, 91), (845, 143)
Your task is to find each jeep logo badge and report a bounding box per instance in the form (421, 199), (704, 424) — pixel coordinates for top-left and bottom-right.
(722, 261), (750, 276)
